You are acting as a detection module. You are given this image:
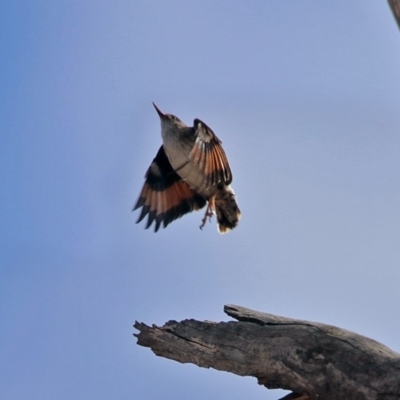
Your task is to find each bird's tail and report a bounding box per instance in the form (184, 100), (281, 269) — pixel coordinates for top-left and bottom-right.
(214, 185), (241, 234)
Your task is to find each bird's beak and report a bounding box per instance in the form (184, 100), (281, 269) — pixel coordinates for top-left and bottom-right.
(152, 102), (166, 119)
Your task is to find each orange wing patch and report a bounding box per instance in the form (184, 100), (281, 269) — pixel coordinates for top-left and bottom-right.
(189, 119), (232, 190)
(134, 146), (206, 232)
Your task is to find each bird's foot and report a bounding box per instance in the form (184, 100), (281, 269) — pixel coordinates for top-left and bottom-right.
(199, 201), (215, 230)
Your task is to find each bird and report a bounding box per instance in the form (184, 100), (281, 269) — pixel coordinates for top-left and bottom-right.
(133, 103), (241, 233)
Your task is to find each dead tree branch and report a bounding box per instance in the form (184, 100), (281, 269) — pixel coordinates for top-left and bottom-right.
(134, 304), (400, 400)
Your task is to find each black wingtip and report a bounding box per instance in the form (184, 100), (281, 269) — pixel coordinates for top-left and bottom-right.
(133, 196), (145, 211)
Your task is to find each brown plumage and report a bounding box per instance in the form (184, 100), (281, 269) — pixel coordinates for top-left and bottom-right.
(133, 103), (241, 233)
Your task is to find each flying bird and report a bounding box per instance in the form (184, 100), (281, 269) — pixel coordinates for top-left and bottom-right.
(133, 103), (241, 233)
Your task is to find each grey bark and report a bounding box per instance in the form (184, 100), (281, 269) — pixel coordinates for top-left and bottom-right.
(134, 304), (400, 400)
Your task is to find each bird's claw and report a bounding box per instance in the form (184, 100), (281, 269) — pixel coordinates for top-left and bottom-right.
(199, 205), (214, 230)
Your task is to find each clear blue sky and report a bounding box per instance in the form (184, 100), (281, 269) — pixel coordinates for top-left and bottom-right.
(1, 2), (400, 399)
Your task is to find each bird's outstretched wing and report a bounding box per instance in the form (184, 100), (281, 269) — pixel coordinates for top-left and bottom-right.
(133, 146), (207, 232)
(188, 119), (232, 190)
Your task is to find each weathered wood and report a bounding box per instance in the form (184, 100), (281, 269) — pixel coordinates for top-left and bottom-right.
(134, 304), (400, 400)
(389, 0), (400, 30)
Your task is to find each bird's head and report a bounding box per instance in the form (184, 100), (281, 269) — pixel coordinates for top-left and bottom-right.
(152, 102), (187, 132)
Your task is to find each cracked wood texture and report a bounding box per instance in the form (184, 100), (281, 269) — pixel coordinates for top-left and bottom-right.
(134, 305), (400, 400)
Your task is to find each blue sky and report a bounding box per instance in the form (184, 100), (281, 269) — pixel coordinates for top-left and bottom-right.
(1, 2), (400, 399)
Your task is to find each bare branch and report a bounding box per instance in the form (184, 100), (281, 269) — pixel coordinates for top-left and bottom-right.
(134, 304), (400, 400)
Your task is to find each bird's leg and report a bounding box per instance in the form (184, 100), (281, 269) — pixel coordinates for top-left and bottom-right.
(199, 197), (215, 230)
